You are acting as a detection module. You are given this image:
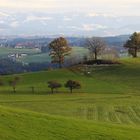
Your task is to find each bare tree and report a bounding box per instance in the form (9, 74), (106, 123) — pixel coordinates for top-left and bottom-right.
(8, 77), (20, 93)
(85, 37), (106, 60)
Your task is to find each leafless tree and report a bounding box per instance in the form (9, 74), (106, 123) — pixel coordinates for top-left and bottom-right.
(8, 76), (20, 93)
(85, 37), (106, 60)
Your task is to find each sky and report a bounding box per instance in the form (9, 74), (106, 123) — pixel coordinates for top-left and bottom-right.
(0, 0), (140, 36)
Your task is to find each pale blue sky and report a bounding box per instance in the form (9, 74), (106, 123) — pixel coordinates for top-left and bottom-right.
(0, 0), (140, 36)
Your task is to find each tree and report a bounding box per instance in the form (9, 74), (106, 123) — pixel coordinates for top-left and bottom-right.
(124, 32), (140, 58)
(49, 37), (71, 68)
(48, 81), (62, 94)
(30, 86), (35, 93)
(0, 79), (4, 86)
(8, 77), (20, 93)
(65, 80), (81, 93)
(85, 37), (106, 60)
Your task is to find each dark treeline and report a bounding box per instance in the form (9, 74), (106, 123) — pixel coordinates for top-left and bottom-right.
(0, 58), (75, 75)
(0, 58), (24, 75)
(0, 58), (57, 75)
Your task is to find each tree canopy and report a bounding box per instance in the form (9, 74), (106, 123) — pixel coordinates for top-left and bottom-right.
(49, 37), (71, 68)
(65, 80), (81, 93)
(48, 81), (62, 93)
(124, 32), (140, 58)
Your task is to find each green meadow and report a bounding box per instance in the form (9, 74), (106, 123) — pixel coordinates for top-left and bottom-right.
(0, 47), (40, 57)
(18, 47), (89, 63)
(0, 58), (140, 139)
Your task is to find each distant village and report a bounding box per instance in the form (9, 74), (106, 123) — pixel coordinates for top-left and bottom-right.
(0, 36), (129, 61)
(0, 38), (44, 60)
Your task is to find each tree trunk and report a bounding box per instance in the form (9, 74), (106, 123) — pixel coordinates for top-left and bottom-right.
(51, 88), (54, 94)
(94, 51), (97, 60)
(70, 87), (73, 93)
(31, 87), (35, 93)
(133, 47), (137, 58)
(13, 87), (16, 93)
(59, 62), (62, 68)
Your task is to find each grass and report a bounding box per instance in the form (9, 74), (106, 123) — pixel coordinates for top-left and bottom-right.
(0, 93), (140, 124)
(1, 57), (140, 94)
(18, 53), (51, 63)
(0, 58), (139, 139)
(0, 105), (140, 140)
(0, 46), (89, 63)
(18, 47), (88, 63)
(0, 47), (40, 57)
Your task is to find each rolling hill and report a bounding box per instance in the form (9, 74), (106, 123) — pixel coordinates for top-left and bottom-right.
(0, 58), (139, 139)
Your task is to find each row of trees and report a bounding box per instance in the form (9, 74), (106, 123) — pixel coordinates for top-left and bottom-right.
(48, 80), (81, 93)
(48, 37), (107, 68)
(0, 77), (81, 94)
(48, 32), (140, 69)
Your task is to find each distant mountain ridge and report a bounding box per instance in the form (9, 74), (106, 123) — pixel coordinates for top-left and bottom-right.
(0, 34), (130, 50)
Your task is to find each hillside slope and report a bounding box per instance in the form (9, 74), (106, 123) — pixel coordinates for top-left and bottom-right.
(1, 58), (140, 94)
(0, 106), (140, 140)
(0, 58), (139, 140)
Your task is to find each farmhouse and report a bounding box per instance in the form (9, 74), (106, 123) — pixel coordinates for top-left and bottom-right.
(8, 53), (27, 59)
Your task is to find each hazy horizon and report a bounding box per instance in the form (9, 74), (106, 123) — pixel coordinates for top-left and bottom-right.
(0, 0), (140, 36)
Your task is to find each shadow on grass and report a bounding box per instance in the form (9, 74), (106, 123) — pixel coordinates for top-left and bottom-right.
(0, 90), (84, 95)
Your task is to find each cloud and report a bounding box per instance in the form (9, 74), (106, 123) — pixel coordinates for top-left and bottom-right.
(66, 26), (81, 30)
(0, 5), (139, 36)
(63, 17), (72, 21)
(10, 21), (19, 28)
(87, 12), (116, 18)
(0, 11), (10, 17)
(24, 15), (53, 22)
(66, 24), (107, 31)
(82, 24), (108, 31)
(0, 0), (140, 16)
(0, 0), (139, 19)
(0, 20), (5, 24)
(87, 12), (99, 17)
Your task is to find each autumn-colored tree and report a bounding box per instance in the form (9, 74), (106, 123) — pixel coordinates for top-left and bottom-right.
(65, 80), (81, 93)
(124, 32), (140, 58)
(86, 37), (106, 60)
(49, 37), (71, 68)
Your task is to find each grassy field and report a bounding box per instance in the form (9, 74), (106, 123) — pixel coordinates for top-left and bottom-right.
(18, 47), (89, 63)
(0, 47), (40, 57)
(0, 46), (88, 63)
(0, 47), (88, 63)
(0, 58), (140, 139)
